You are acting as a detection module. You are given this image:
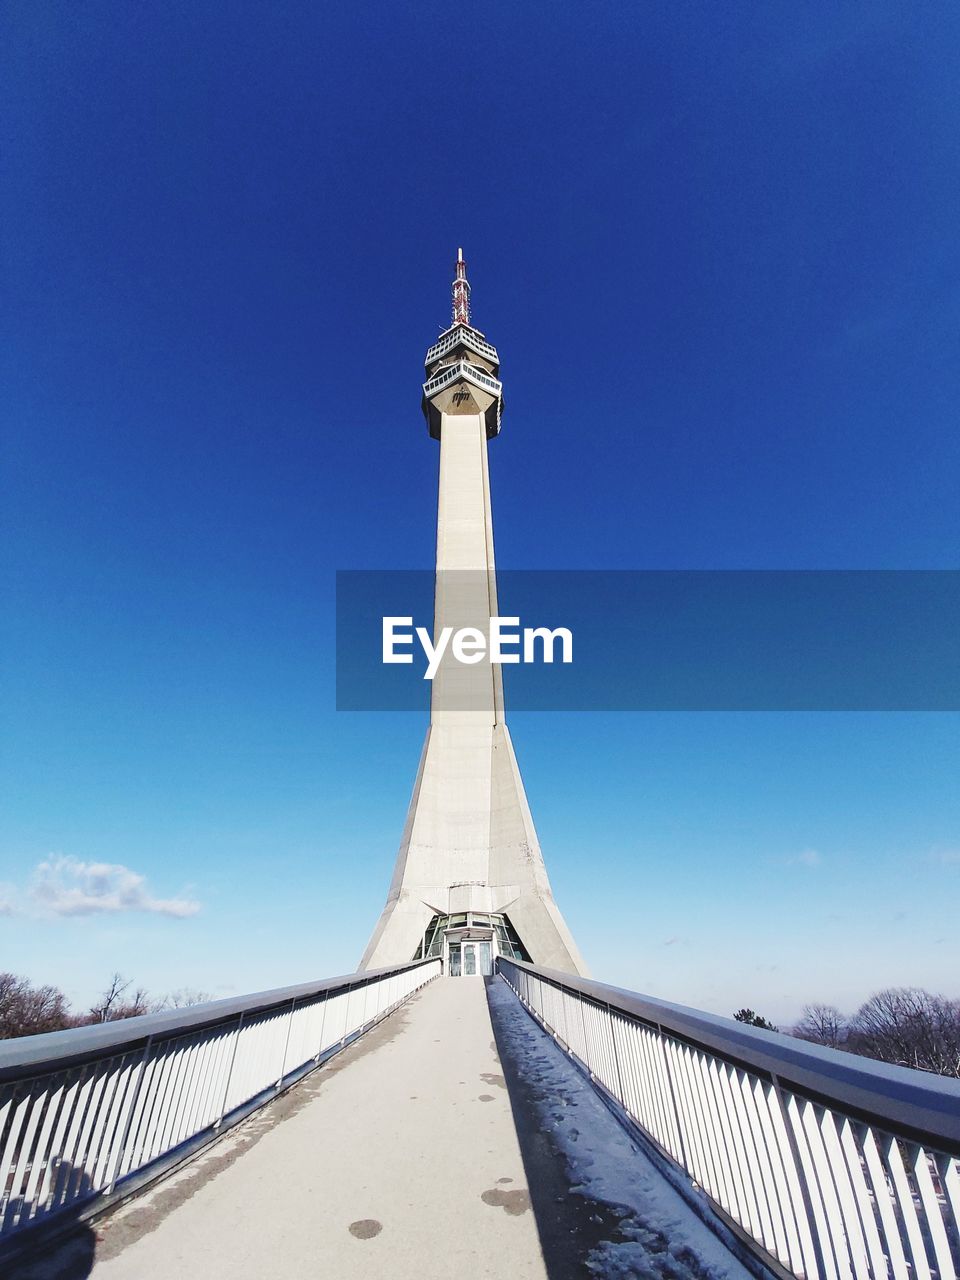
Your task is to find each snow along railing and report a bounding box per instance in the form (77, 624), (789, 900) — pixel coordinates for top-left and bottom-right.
(0, 958), (440, 1253)
(497, 958), (960, 1280)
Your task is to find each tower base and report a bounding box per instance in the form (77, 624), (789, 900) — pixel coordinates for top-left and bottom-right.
(360, 722), (587, 975)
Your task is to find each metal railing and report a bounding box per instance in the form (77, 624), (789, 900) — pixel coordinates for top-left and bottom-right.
(422, 360), (503, 400)
(498, 958), (960, 1280)
(0, 959), (439, 1249)
(425, 323), (499, 366)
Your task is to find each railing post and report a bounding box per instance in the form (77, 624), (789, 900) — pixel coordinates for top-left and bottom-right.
(578, 994), (590, 1075)
(314, 992), (328, 1065)
(214, 1012), (244, 1128)
(341, 984), (351, 1046)
(657, 1022), (689, 1172)
(276, 998), (297, 1087)
(607, 1002), (625, 1105)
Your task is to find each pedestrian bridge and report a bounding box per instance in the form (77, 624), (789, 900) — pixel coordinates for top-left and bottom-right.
(2, 961), (959, 1280)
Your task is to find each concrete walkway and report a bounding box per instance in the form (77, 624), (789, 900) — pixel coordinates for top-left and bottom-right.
(84, 978), (544, 1279)
(13, 978), (755, 1280)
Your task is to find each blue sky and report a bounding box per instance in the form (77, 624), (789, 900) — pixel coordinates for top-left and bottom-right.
(1, 1), (958, 1024)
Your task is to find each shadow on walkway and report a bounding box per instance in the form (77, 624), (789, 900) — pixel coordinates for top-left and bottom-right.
(486, 978), (627, 1278)
(3, 1165), (97, 1280)
(485, 976), (747, 1280)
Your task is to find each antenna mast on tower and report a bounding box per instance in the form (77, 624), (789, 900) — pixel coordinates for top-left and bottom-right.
(452, 247), (471, 326)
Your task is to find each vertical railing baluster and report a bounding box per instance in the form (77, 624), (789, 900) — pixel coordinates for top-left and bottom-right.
(775, 1083), (830, 1280)
(106, 1037), (153, 1193)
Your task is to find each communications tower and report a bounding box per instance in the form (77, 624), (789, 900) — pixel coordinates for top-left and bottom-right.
(361, 251), (586, 978)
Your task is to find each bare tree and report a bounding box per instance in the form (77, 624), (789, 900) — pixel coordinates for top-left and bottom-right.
(1, 971), (214, 1039)
(848, 988), (960, 1078)
(87, 973), (160, 1024)
(0, 972), (71, 1038)
(163, 988), (213, 1009)
(88, 972), (130, 1023)
(794, 1003), (847, 1049)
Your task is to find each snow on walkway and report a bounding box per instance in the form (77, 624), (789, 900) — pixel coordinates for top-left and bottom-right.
(487, 976), (755, 1280)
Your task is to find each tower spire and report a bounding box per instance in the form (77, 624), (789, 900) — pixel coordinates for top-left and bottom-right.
(452, 246), (471, 326)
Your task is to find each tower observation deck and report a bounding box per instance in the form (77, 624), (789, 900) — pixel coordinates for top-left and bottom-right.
(360, 251), (586, 977)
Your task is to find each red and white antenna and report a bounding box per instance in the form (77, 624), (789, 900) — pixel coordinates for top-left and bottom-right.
(452, 247), (471, 326)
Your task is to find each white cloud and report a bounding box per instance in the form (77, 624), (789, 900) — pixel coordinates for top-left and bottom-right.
(786, 848), (822, 868)
(27, 856), (200, 919)
(931, 848), (960, 866)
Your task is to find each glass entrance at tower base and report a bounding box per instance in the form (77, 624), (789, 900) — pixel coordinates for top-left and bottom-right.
(415, 912), (530, 975)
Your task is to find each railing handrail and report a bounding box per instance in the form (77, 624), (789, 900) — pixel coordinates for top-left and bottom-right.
(500, 959), (960, 1153)
(0, 959), (436, 1081)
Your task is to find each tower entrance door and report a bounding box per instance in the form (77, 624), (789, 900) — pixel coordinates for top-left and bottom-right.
(417, 911), (531, 975)
(445, 930), (493, 977)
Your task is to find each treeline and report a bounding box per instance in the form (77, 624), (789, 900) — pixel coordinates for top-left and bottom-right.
(736, 987), (960, 1079)
(0, 971), (211, 1039)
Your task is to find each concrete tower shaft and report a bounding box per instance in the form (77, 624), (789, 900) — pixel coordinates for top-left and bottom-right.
(360, 253), (585, 976)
